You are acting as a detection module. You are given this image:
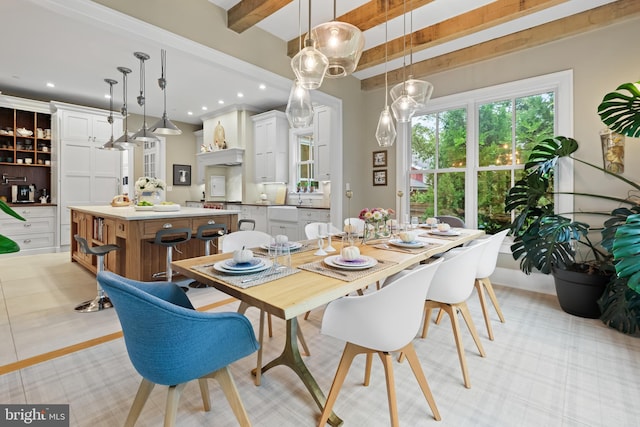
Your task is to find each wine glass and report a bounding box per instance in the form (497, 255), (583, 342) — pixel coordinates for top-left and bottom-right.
(411, 216), (419, 229)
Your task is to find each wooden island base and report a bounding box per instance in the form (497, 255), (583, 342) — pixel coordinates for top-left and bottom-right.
(70, 206), (238, 281)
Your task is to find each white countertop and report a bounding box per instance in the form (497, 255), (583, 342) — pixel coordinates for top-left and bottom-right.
(69, 205), (241, 220)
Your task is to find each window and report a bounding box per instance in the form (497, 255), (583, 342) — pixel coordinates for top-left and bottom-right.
(142, 137), (166, 182)
(399, 70), (573, 231)
(291, 127), (318, 190)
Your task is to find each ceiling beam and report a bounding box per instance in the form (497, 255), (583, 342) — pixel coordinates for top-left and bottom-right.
(228, 0), (293, 33)
(286, 0), (434, 57)
(357, 0), (569, 71)
(361, 0), (640, 91)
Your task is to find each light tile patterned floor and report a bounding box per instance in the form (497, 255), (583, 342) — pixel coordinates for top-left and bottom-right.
(1, 252), (639, 426)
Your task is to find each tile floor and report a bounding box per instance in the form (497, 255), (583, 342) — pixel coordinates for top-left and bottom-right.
(1, 252), (639, 426)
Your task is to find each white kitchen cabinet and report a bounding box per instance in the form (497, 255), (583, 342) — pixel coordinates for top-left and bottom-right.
(239, 205), (268, 233)
(313, 106), (331, 181)
(269, 221), (299, 241)
(252, 110), (289, 183)
(0, 206), (56, 255)
(298, 208), (331, 239)
(51, 102), (123, 247)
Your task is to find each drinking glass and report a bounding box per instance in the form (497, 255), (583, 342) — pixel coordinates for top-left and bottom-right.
(411, 216), (419, 229)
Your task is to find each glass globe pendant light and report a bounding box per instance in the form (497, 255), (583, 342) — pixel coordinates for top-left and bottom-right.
(100, 78), (125, 151)
(291, 0), (329, 90)
(390, 0), (433, 108)
(286, 79), (314, 128)
(114, 66), (138, 149)
(150, 49), (182, 135)
(390, 0), (418, 123)
(312, 0), (364, 78)
(375, 0), (396, 147)
(131, 52), (160, 143)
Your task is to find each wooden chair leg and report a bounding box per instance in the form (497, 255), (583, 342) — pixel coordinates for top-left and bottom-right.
(296, 319), (311, 356)
(125, 379), (155, 427)
(209, 367), (252, 427)
(434, 308), (444, 325)
(481, 277), (505, 322)
(401, 343), (441, 421)
(444, 303), (472, 388)
(378, 352), (400, 427)
(318, 343), (364, 427)
(474, 279), (494, 340)
(198, 378), (211, 411)
(364, 353), (373, 386)
(164, 383), (186, 427)
(457, 302), (486, 358)
(267, 312), (273, 337)
(421, 302), (437, 338)
(304, 310), (311, 320)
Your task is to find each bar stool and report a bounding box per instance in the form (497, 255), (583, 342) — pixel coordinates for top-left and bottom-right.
(152, 227), (192, 292)
(73, 234), (120, 313)
(189, 222), (227, 288)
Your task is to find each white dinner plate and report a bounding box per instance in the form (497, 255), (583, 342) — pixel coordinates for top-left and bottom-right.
(260, 241), (303, 251)
(324, 255), (377, 270)
(428, 230), (462, 236)
(222, 258), (264, 271)
(388, 239), (426, 248)
(213, 258), (272, 275)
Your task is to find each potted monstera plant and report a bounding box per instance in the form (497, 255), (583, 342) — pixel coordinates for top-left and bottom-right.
(505, 136), (640, 324)
(0, 199), (26, 254)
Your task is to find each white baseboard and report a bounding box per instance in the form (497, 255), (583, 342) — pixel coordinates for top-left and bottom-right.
(491, 267), (556, 295)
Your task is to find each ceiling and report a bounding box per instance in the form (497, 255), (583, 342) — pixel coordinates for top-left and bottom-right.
(1, 0), (631, 126)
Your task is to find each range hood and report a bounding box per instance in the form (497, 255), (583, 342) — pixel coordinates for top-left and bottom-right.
(197, 147), (244, 166)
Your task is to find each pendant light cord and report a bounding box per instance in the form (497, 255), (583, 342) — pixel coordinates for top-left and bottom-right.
(402, 0), (407, 90)
(384, 0), (389, 106)
(409, 0), (414, 76)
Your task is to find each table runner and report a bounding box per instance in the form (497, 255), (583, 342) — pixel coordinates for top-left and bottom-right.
(192, 263), (300, 289)
(298, 259), (397, 281)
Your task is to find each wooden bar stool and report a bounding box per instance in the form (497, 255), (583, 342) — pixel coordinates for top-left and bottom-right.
(189, 222), (227, 288)
(73, 234), (120, 312)
(152, 227), (192, 292)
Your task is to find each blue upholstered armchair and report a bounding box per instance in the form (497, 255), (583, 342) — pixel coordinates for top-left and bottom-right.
(97, 271), (259, 427)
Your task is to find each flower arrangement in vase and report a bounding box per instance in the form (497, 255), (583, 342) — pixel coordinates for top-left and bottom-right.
(359, 207), (394, 242)
(135, 177), (166, 205)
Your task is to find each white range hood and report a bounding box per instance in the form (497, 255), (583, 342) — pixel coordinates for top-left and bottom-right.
(197, 147), (244, 166)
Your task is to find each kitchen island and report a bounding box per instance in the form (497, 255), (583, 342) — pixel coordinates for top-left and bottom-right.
(69, 205), (239, 281)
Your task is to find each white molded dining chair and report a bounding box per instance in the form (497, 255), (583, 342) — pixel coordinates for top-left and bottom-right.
(304, 222), (341, 240)
(434, 229), (509, 340)
(318, 259), (444, 427)
(221, 230), (310, 385)
(343, 217), (365, 234)
(421, 238), (491, 388)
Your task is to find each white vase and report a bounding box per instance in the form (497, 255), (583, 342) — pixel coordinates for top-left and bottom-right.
(138, 190), (164, 205)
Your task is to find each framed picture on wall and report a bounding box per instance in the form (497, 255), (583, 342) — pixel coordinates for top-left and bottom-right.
(373, 150), (387, 167)
(373, 169), (387, 186)
(173, 164), (191, 186)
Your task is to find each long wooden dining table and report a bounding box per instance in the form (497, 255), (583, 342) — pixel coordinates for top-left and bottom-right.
(172, 228), (484, 426)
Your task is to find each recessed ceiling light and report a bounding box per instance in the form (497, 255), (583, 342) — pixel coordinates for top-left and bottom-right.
(46, 82), (55, 88)
(237, 92), (244, 98)
(259, 84), (266, 90)
(187, 111), (193, 116)
(104, 94), (111, 99)
(202, 106), (208, 111)
(218, 100), (224, 105)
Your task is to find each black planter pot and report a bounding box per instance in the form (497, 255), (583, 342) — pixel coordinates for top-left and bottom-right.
(552, 266), (611, 319)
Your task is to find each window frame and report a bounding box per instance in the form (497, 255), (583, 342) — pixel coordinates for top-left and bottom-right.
(396, 70), (574, 232)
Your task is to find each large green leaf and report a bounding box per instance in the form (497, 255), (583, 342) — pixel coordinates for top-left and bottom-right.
(0, 234), (20, 254)
(612, 214), (640, 293)
(598, 81), (640, 138)
(0, 200), (26, 222)
(524, 136), (578, 174)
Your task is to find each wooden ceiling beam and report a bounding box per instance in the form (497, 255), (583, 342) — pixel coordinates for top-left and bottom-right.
(358, 0), (569, 71)
(286, 0), (434, 57)
(361, 0), (640, 91)
(228, 0), (293, 33)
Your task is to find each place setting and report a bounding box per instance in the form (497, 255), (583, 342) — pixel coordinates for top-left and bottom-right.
(193, 245), (300, 289)
(374, 229), (437, 254)
(300, 244), (389, 281)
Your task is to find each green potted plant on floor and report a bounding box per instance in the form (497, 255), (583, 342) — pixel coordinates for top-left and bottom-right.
(504, 136), (640, 326)
(0, 199), (25, 254)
